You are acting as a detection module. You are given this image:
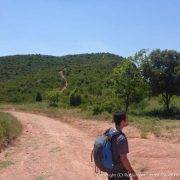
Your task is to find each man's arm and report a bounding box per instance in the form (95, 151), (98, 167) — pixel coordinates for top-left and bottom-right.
(120, 154), (138, 180)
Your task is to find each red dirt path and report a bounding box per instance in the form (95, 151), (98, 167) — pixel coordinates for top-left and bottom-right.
(0, 111), (179, 180)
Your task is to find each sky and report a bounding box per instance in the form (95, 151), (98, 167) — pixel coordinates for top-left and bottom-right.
(0, 0), (180, 57)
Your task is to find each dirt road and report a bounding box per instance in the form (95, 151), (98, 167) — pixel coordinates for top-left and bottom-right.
(0, 111), (180, 180)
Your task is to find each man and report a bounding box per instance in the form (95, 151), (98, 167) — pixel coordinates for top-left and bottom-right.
(108, 111), (138, 180)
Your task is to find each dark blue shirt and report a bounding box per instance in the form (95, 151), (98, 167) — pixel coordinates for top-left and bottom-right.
(111, 128), (129, 172)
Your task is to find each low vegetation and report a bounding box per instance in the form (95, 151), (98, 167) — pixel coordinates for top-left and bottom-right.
(0, 112), (22, 152)
(0, 160), (14, 170)
(1, 100), (179, 139)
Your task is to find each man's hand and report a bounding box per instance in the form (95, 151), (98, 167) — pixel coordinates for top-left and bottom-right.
(131, 174), (138, 180)
(120, 154), (138, 180)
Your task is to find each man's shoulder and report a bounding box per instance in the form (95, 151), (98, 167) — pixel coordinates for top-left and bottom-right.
(109, 127), (127, 143)
(116, 132), (127, 144)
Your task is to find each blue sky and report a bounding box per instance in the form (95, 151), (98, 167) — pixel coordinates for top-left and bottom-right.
(0, 0), (180, 57)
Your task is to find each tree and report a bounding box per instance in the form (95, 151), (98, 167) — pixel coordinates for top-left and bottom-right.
(69, 88), (81, 107)
(35, 92), (42, 102)
(129, 49), (149, 68)
(141, 49), (180, 112)
(112, 59), (148, 112)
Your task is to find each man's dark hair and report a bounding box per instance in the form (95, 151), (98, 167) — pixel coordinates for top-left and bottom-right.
(113, 111), (126, 126)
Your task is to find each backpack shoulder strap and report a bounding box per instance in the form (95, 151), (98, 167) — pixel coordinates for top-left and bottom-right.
(104, 127), (122, 138)
(103, 128), (111, 135)
(112, 130), (121, 136)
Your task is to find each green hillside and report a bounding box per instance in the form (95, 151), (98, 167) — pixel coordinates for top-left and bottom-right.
(0, 53), (123, 104)
(1, 51), (179, 118)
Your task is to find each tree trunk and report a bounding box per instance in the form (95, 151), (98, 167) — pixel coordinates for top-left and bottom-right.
(125, 95), (130, 113)
(162, 93), (172, 113)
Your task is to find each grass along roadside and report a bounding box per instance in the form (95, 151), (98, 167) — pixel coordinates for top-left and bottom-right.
(0, 102), (180, 139)
(0, 160), (14, 170)
(0, 111), (22, 152)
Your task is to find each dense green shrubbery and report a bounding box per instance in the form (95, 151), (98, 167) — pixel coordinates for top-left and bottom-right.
(0, 53), (122, 103)
(92, 98), (122, 115)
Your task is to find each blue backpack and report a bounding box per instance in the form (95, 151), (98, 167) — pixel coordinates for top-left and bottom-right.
(91, 127), (121, 173)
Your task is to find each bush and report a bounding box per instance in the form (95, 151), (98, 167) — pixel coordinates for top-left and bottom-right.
(101, 99), (122, 113)
(145, 106), (180, 119)
(69, 89), (81, 107)
(129, 99), (148, 115)
(91, 98), (122, 115)
(9, 93), (25, 103)
(46, 90), (61, 107)
(35, 92), (42, 102)
(0, 112), (22, 150)
(92, 103), (103, 115)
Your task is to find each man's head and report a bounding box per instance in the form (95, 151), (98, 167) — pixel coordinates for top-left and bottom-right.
(113, 111), (128, 129)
